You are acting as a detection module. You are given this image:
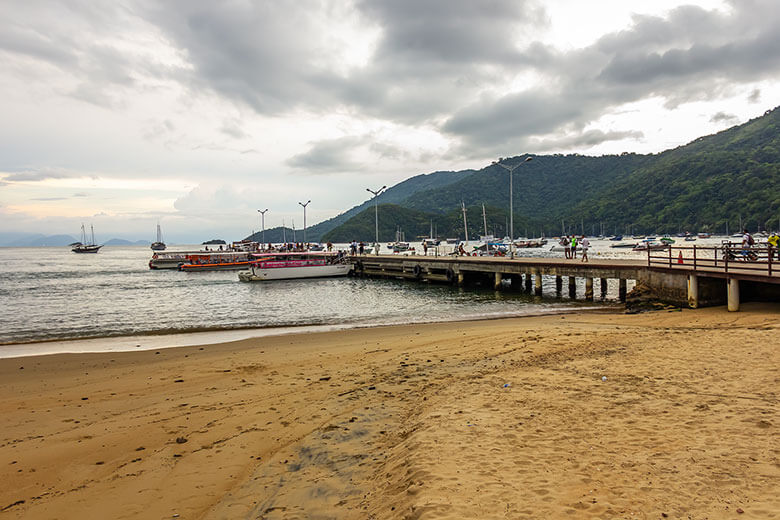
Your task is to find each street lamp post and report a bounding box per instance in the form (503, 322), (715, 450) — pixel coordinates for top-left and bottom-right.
(366, 185), (387, 252)
(298, 200), (311, 245)
(493, 156), (533, 257)
(257, 208), (268, 248)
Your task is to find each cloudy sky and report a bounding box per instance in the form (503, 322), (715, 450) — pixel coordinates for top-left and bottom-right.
(1, 0), (778, 243)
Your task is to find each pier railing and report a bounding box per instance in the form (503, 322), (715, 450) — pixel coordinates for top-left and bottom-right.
(647, 243), (777, 276)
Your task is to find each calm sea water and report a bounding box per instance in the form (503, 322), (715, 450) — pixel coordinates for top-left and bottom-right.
(0, 241), (677, 354)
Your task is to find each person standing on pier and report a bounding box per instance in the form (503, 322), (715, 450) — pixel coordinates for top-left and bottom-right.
(580, 235), (590, 262)
(768, 231), (779, 259)
(561, 235), (570, 259)
(570, 235), (578, 259)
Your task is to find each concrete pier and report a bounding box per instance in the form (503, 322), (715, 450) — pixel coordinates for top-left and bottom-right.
(687, 274), (699, 308)
(728, 278), (740, 312)
(349, 254), (779, 309)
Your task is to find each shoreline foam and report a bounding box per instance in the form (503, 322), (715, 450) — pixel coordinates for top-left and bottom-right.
(0, 303), (617, 358)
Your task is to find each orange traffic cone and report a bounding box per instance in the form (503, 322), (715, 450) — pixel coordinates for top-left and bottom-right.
(677, 252), (684, 264)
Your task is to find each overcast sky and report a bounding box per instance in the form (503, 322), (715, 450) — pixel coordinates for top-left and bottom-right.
(1, 0), (778, 243)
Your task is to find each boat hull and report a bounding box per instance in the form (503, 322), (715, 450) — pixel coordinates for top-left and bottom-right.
(180, 261), (252, 271)
(72, 245), (102, 253)
(239, 264), (350, 281)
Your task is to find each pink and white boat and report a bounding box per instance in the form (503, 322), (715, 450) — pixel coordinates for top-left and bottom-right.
(238, 251), (350, 281)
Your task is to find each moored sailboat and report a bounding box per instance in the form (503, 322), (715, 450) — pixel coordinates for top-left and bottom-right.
(72, 224), (102, 253)
(151, 223), (166, 251)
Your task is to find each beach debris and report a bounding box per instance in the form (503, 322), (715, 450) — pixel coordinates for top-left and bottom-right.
(737, 508), (744, 514)
(174, 379), (184, 383)
(503, 383), (511, 388)
(175, 437), (188, 444)
(319, 376), (331, 381)
(601, 376), (607, 382)
(1, 500), (25, 512)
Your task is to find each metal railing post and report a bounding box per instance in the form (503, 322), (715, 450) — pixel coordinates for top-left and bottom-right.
(668, 245), (672, 267)
(768, 245), (772, 276)
(647, 246), (651, 267)
(693, 245), (697, 269)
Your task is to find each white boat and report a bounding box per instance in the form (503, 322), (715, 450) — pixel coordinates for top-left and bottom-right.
(238, 252), (350, 281)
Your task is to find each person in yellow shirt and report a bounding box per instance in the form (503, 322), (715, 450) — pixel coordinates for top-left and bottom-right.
(768, 232), (780, 260)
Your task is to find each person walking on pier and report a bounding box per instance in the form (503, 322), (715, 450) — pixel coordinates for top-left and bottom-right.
(580, 235), (590, 262)
(768, 231), (779, 259)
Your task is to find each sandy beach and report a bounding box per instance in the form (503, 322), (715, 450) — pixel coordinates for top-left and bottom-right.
(1, 304), (778, 519)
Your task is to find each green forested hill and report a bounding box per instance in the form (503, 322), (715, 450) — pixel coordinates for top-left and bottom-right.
(259, 106), (780, 243)
(568, 107), (780, 234)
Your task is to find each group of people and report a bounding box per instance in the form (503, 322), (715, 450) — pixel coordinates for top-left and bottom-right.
(560, 235), (590, 262)
(745, 229), (780, 260)
(350, 240), (375, 255)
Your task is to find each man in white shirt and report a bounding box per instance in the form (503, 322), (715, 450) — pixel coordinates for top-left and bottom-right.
(580, 236), (590, 262)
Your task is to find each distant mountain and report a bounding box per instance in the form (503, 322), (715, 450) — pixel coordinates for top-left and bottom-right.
(104, 239), (149, 246)
(0, 234), (78, 247)
(317, 106), (780, 240)
(0, 235), (155, 247)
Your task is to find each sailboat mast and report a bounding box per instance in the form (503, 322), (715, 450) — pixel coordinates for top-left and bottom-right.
(482, 204), (488, 238)
(461, 201), (469, 246)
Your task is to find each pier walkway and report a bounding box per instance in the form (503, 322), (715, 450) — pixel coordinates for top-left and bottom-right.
(349, 247), (779, 311)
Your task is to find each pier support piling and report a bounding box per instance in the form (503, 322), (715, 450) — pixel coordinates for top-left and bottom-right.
(585, 277), (594, 301)
(555, 275), (563, 297)
(618, 279), (627, 302)
(494, 272), (502, 291)
(600, 278), (608, 299)
(525, 273), (532, 293)
(534, 270), (542, 296)
(727, 278), (740, 312)
(457, 272), (465, 286)
(687, 274), (699, 308)
(568, 276), (576, 299)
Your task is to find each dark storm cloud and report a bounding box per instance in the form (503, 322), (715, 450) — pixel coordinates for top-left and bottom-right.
(286, 137), (365, 173)
(2, 0), (777, 164)
(443, 0), (780, 154)
(710, 111), (739, 124)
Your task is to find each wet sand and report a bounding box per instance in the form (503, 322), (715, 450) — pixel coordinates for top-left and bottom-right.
(1, 304), (778, 519)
